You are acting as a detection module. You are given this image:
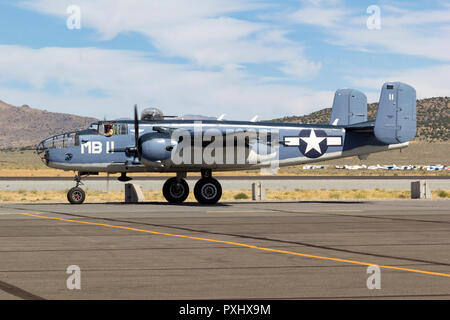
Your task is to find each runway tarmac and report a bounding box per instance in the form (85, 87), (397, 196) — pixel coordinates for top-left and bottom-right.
(0, 200), (449, 300)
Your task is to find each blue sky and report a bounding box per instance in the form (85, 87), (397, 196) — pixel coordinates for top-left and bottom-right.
(0, 0), (449, 120)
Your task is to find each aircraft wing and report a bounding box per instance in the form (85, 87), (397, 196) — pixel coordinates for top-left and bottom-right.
(152, 126), (270, 144)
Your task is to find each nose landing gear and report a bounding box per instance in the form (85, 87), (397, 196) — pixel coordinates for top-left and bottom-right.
(67, 173), (86, 204)
(67, 187), (86, 204)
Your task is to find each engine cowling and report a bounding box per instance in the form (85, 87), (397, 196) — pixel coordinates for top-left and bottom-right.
(139, 132), (176, 163)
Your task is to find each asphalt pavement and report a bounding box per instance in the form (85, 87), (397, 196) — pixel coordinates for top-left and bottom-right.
(0, 200), (449, 299)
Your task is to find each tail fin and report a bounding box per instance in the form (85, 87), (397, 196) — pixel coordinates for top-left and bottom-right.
(374, 82), (416, 144)
(330, 89), (367, 126)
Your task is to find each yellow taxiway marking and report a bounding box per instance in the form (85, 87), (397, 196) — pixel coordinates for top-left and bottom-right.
(21, 212), (450, 279)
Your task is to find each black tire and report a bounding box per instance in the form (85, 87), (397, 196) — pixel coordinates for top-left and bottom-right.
(67, 187), (86, 204)
(194, 178), (222, 204)
(162, 178), (189, 203)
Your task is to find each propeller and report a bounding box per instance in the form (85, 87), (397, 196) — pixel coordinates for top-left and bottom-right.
(116, 105), (140, 182)
(133, 104), (140, 163)
(109, 104), (140, 159)
(109, 105), (140, 182)
(134, 104), (139, 150)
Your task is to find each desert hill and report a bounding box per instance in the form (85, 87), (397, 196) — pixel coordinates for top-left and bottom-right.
(0, 100), (97, 149)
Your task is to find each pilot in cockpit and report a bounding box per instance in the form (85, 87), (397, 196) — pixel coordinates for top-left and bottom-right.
(104, 124), (114, 137)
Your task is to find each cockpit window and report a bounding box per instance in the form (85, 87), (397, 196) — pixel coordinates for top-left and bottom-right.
(88, 123), (99, 131)
(99, 122), (128, 136)
(115, 123), (128, 135)
(104, 124), (114, 137)
(38, 132), (79, 150)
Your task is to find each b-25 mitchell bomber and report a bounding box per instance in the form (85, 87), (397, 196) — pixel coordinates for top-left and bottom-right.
(36, 82), (416, 205)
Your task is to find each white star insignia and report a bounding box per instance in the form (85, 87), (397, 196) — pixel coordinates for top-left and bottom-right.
(301, 129), (326, 154)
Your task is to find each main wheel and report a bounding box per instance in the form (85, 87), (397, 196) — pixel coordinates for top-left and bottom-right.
(194, 178), (222, 204)
(67, 187), (86, 204)
(162, 177), (189, 203)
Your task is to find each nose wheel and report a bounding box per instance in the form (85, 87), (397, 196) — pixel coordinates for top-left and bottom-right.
(67, 187), (86, 204)
(67, 172), (87, 204)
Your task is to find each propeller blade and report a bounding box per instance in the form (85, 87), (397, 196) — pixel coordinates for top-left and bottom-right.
(134, 104), (139, 148)
(132, 104), (141, 163)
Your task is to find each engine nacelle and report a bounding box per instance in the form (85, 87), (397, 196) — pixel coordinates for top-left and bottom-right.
(139, 132), (176, 163)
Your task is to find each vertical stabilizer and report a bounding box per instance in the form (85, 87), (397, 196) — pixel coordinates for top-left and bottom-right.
(330, 89), (367, 126)
(374, 82), (416, 144)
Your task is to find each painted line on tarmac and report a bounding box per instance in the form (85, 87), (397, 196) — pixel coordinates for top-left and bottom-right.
(20, 212), (450, 279)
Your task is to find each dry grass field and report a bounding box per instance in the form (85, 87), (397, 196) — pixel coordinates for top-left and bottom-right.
(0, 188), (448, 203)
(0, 141), (447, 177)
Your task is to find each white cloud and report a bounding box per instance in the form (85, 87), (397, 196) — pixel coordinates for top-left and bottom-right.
(2, 0), (332, 121)
(290, 7), (350, 28)
(279, 59), (322, 80)
(0, 45), (332, 120)
(10, 0), (448, 124)
(289, 2), (450, 62)
(348, 64), (450, 99)
(20, 0), (320, 72)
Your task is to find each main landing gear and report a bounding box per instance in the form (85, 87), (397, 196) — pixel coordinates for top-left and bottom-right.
(162, 169), (222, 205)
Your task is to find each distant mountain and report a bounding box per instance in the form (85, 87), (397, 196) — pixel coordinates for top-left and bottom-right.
(0, 100), (97, 149)
(270, 97), (450, 142)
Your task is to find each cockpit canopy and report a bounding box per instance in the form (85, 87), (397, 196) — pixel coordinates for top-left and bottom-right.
(141, 108), (164, 121)
(37, 121), (128, 153)
(88, 121), (128, 135)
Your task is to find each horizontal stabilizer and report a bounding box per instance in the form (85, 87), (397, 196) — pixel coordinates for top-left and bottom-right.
(374, 82), (416, 144)
(344, 120), (375, 133)
(330, 89), (367, 126)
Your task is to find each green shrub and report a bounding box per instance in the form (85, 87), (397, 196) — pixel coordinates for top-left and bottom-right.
(330, 193), (341, 199)
(437, 190), (449, 198)
(234, 192), (249, 200)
